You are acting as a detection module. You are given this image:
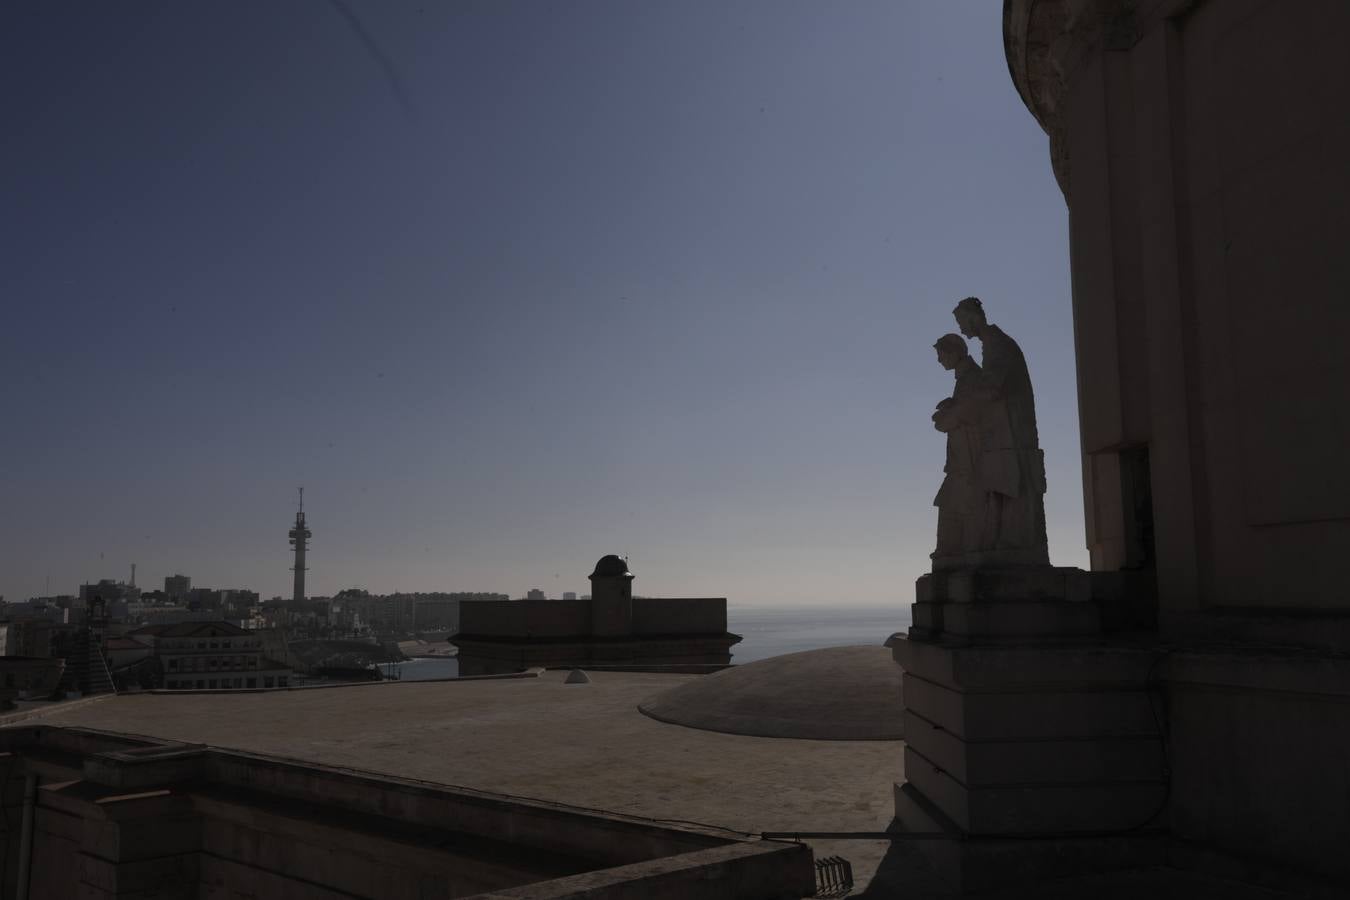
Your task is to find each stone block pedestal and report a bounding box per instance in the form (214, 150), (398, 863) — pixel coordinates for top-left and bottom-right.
(890, 567), (1168, 893)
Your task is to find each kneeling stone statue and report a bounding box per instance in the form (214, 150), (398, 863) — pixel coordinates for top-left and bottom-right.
(930, 297), (1049, 570)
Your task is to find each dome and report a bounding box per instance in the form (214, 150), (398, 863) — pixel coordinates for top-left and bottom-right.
(590, 555), (632, 578)
(638, 645), (903, 741)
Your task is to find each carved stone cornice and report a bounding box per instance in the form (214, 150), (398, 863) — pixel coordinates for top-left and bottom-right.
(1003, 0), (1200, 195)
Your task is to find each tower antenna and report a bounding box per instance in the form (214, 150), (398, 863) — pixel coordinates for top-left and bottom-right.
(290, 488), (312, 604)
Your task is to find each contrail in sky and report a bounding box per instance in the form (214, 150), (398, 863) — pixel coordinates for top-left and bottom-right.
(326, 0), (420, 123)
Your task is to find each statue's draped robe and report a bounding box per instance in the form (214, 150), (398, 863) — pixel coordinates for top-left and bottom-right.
(932, 356), (985, 558)
(975, 324), (1049, 563)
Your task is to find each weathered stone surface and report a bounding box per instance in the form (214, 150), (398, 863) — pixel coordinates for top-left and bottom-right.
(891, 783), (1166, 894)
(942, 567), (1090, 604)
(903, 709), (1165, 786)
(892, 634), (1157, 690)
(638, 645), (903, 740)
(1166, 649), (1350, 886)
(905, 745), (1167, 834)
(891, 567), (1169, 890)
(940, 598), (1100, 639)
(902, 674), (1157, 742)
(910, 601), (944, 634)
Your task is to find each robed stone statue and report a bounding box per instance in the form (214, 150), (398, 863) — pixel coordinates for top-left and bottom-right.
(930, 297), (1049, 569)
(931, 333), (985, 560)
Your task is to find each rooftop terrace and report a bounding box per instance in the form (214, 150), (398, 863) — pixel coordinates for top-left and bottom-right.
(15, 669), (1298, 898)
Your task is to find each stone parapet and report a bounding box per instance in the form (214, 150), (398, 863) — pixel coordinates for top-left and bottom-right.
(5, 725), (816, 900)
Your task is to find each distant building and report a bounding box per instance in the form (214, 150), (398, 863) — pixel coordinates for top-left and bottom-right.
(453, 556), (741, 676)
(125, 606), (221, 627)
(1, 619), (57, 658)
(0, 657), (65, 704)
(231, 610), (266, 632)
(185, 587), (220, 610)
(0, 600), (70, 627)
(164, 574), (191, 601)
(218, 589), (259, 608)
(20, 596), (77, 609)
(366, 595), (415, 633)
(323, 592), (506, 637)
(103, 635), (154, 670)
(412, 598), (459, 632)
(525, 589), (546, 601)
(325, 596), (364, 634)
(562, 592), (577, 601)
(80, 579), (137, 603)
(79, 579), (139, 620)
(129, 621), (292, 690)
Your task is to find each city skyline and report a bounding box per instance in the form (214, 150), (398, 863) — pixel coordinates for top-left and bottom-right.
(2, 1), (1080, 606)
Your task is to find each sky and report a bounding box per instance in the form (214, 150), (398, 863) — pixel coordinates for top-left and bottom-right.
(1, 0), (1080, 606)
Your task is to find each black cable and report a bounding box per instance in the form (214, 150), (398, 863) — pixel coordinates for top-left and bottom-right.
(1121, 646), (1174, 833)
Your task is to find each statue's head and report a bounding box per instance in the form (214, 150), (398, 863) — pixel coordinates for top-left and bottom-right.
(933, 333), (968, 371)
(953, 296), (986, 338)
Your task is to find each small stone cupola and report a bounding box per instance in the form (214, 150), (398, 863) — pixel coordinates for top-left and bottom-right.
(588, 555), (634, 636)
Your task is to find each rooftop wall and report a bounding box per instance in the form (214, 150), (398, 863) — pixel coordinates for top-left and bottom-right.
(459, 597), (729, 639)
(2, 725), (812, 900)
(460, 599), (592, 638)
(632, 597), (727, 636)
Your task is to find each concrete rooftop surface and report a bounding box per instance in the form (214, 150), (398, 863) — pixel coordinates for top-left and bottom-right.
(30, 671), (900, 833)
(26, 671), (917, 895)
(17, 673), (1302, 899)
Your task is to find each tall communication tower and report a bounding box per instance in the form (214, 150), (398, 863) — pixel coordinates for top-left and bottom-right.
(289, 487), (311, 604)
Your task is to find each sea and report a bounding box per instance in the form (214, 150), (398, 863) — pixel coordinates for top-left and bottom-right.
(394, 605), (911, 681)
(725, 605), (911, 664)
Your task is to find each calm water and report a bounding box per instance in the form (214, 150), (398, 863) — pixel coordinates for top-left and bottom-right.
(727, 605), (910, 664)
(396, 606), (909, 679)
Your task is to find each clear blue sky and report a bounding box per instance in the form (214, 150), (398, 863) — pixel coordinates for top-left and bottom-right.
(1, 0), (1081, 605)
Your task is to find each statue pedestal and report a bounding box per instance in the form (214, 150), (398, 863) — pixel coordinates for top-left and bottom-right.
(889, 567), (1167, 893)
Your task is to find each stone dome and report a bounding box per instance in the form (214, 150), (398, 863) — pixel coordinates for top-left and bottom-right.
(638, 645), (903, 741)
(590, 555), (632, 578)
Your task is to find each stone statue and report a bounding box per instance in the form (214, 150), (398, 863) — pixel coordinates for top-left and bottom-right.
(930, 297), (1049, 569)
(931, 334), (985, 561)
